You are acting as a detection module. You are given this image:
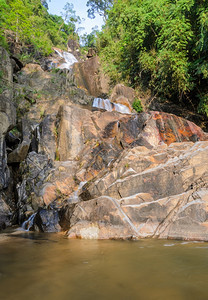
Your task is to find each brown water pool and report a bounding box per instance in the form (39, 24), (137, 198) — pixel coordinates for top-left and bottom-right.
(0, 231), (208, 300)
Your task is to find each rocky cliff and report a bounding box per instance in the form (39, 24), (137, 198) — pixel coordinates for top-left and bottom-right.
(0, 48), (16, 229)
(0, 46), (208, 241)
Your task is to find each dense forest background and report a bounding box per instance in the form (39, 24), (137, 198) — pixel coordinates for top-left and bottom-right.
(96, 0), (208, 117)
(1, 0), (208, 117)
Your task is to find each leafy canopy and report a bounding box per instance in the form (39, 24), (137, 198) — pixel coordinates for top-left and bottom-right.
(86, 0), (113, 19)
(97, 0), (208, 116)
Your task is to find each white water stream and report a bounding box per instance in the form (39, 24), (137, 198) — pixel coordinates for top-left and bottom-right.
(68, 181), (87, 204)
(22, 212), (37, 231)
(93, 98), (131, 114)
(54, 49), (78, 69)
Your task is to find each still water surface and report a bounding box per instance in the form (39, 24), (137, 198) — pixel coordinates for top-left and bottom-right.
(0, 231), (208, 300)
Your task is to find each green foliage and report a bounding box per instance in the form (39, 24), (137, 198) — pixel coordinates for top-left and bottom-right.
(10, 126), (20, 136)
(132, 98), (143, 113)
(55, 149), (60, 161)
(0, 0), (79, 56)
(86, 0), (113, 19)
(81, 26), (99, 50)
(198, 93), (208, 116)
(98, 0), (208, 116)
(19, 53), (33, 64)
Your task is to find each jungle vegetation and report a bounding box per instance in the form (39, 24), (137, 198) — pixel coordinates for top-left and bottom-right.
(0, 0), (79, 56)
(96, 0), (208, 116)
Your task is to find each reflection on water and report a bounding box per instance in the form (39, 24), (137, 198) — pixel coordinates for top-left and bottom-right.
(0, 231), (208, 300)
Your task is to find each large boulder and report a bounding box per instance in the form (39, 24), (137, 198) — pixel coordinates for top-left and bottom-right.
(34, 208), (61, 232)
(57, 105), (97, 160)
(73, 56), (110, 97)
(68, 141), (208, 240)
(38, 107), (207, 202)
(110, 84), (135, 110)
(57, 107), (207, 161)
(67, 39), (81, 59)
(17, 152), (53, 223)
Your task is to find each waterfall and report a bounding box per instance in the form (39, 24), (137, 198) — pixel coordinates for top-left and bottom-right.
(93, 98), (131, 114)
(22, 213), (37, 231)
(68, 181), (87, 204)
(113, 103), (131, 114)
(54, 49), (78, 69)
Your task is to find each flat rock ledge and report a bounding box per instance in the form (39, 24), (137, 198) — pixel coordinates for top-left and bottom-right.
(67, 141), (208, 241)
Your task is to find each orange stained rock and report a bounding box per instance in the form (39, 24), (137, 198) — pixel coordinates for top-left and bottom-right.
(55, 178), (74, 195)
(151, 111), (207, 145)
(85, 169), (99, 182)
(123, 135), (136, 144)
(42, 185), (57, 206)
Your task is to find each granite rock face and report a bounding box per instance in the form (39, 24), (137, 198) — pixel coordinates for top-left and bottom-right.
(110, 84), (135, 112)
(68, 141), (208, 240)
(55, 107), (207, 185)
(23, 103), (208, 239)
(17, 152), (53, 224)
(0, 194), (12, 230)
(73, 56), (110, 97)
(0, 48), (16, 228)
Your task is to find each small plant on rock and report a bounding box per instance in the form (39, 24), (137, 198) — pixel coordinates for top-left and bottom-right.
(55, 148), (60, 161)
(132, 98), (143, 113)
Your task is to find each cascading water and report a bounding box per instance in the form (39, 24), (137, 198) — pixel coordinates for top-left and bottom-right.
(22, 213), (37, 231)
(68, 181), (87, 204)
(93, 98), (131, 114)
(54, 49), (78, 69)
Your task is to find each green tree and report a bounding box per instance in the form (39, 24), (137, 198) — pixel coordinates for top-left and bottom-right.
(0, 0), (10, 47)
(86, 0), (113, 19)
(97, 0), (208, 116)
(41, 0), (49, 9)
(81, 26), (99, 48)
(59, 2), (81, 33)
